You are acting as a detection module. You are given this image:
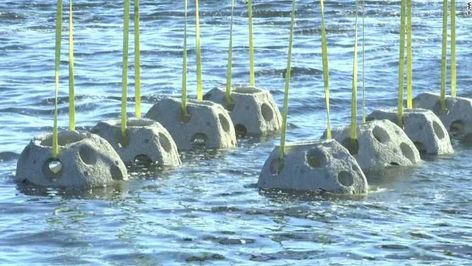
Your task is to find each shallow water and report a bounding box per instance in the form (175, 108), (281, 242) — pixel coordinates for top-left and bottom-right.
(1, 0), (472, 264)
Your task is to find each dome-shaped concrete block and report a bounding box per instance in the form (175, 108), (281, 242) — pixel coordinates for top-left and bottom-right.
(203, 86), (282, 137)
(414, 92), (472, 142)
(91, 118), (181, 167)
(145, 97), (237, 151)
(327, 120), (421, 171)
(15, 131), (128, 188)
(367, 108), (453, 155)
(257, 140), (368, 194)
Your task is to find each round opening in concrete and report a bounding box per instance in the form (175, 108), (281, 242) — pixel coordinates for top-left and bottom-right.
(305, 149), (326, 169)
(432, 121), (445, 140)
(337, 171), (354, 187)
(134, 154), (153, 166)
(79, 145), (98, 165)
(400, 142), (415, 162)
(270, 158), (283, 175)
(191, 133), (208, 149)
(414, 141), (426, 154)
(261, 103), (274, 122)
(219, 114), (231, 132)
(159, 133), (172, 153)
(42, 158), (63, 177)
(235, 124), (247, 137)
(110, 165), (125, 180)
(372, 126), (391, 144)
(450, 120), (465, 138)
(341, 138), (359, 155)
(180, 107), (192, 123)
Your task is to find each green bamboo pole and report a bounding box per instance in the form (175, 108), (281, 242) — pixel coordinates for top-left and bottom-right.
(440, 0), (448, 112)
(68, 0), (75, 131)
(320, 0), (331, 139)
(52, 0), (63, 158)
(134, 0), (141, 118)
(397, 0), (406, 126)
(195, 0), (203, 101)
(248, 0), (255, 87)
(279, 0), (296, 161)
(121, 0), (130, 142)
(450, 0), (456, 97)
(225, 0), (235, 106)
(351, 0), (359, 140)
(406, 0), (413, 109)
(181, 0), (189, 115)
(361, 0), (366, 124)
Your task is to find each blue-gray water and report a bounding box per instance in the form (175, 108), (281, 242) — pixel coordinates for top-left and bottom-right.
(1, 0), (472, 265)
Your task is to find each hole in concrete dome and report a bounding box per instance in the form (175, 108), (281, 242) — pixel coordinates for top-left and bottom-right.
(337, 171), (354, 187)
(40, 131), (85, 147)
(134, 154), (153, 167)
(432, 121), (446, 139)
(414, 141), (426, 154)
(79, 145), (97, 165)
(191, 133), (208, 149)
(400, 142), (415, 163)
(235, 124), (247, 137)
(450, 120), (464, 138)
(270, 158), (283, 175)
(372, 126), (391, 144)
(159, 133), (172, 153)
(42, 158), (63, 178)
(110, 165), (125, 180)
(180, 107), (192, 123)
(219, 114), (230, 132)
(261, 103), (274, 122)
(390, 162), (400, 166)
(306, 149), (327, 168)
(341, 138), (359, 155)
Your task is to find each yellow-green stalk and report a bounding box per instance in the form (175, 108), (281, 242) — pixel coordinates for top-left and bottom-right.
(406, 0), (413, 109)
(320, 0), (331, 139)
(440, 0), (448, 112)
(68, 0), (75, 131)
(134, 0), (141, 118)
(181, 0), (188, 115)
(351, 0), (359, 141)
(52, 0), (63, 158)
(279, 0), (296, 161)
(195, 0), (203, 101)
(225, 0), (235, 106)
(121, 0), (130, 142)
(248, 0), (255, 87)
(450, 0), (456, 97)
(361, 0), (366, 124)
(397, 0), (406, 126)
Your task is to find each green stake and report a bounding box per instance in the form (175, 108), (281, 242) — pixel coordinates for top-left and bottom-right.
(450, 0), (456, 97)
(361, 0), (366, 124)
(181, 0), (189, 115)
(52, 0), (63, 158)
(68, 0), (75, 131)
(195, 0), (203, 101)
(351, 0), (359, 141)
(225, 0), (235, 106)
(406, 0), (413, 109)
(320, 0), (331, 139)
(279, 0), (296, 161)
(248, 0), (255, 87)
(121, 0), (130, 142)
(440, 0), (448, 112)
(397, 0), (406, 126)
(134, 0), (141, 118)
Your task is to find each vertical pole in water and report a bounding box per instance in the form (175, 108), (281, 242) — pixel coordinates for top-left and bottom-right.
(450, 0), (456, 97)
(52, 0), (63, 158)
(406, 0), (413, 109)
(248, 0), (256, 87)
(440, 0), (448, 112)
(68, 0), (75, 131)
(181, 0), (189, 115)
(351, 0), (359, 141)
(397, 0), (406, 127)
(225, 0), (235, 106)
(361, 0), (366, 124)
(320, 0), (331, 139)
(279, 0), (296, 161)
(134, 0), (141, 118)
(195, 0), (203, 101)
(121, 0), (130, 143)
